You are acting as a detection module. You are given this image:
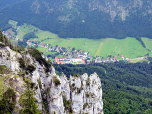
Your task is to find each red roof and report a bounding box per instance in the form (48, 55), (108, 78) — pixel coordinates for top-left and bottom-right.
(58, 57), (67, 59)
(55, 57), (59, 63)
(82, 59), (86, 64)
(55, 57), (64, 64)
(121, 55), (124, 57)
(59, 61), (64, 64)
(75, 57), (85, 59)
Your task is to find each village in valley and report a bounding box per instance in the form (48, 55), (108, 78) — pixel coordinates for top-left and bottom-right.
(2, 25), (149, 65)
(2, 31), (16, 40)
(26, 40), (149, 65)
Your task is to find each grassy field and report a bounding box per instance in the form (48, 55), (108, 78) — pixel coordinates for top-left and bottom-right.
(65, 38), (101, 57)
(57, 54), (66, 57)
(140, 37), (152, 57)
(63, 38), (74, 47)
(45, 51), (57, 55)
(17, 24), (59, 41)
(95, 42), (104, 57)
(36, 46), (48, 53)
(36, 37), (150, 58)
(141, 37), (152, 51)
(35, 30), (59, 41)
(43, 38), (69, 47)
(18, 24), (38, 40)
(129, 59), (149, 63)
(99, 37), (149, 58)
(42, 38), (101, 56)
(7, 28), (15, 35)
(8, 20), (18, 28)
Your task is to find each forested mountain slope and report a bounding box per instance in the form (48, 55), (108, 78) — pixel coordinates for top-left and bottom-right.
(1, 0), (152, 38)
(54, 61), (152, 113)
(0, 0), (22, 9)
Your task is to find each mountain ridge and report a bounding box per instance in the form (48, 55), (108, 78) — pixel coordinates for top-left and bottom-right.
(1, 0), (152, 38)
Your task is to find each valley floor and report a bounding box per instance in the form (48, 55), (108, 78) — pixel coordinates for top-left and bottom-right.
(4, 20), (152, 62)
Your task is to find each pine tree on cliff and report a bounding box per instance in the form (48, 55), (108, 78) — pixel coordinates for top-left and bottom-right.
(19, 79), (42, 114)
(19, 89), (42, 114)
(0, 29), (4, 43)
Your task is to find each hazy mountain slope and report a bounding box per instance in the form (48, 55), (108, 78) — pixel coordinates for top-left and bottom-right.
(0, 0), (23, 9)
(1, 0), (152, 38)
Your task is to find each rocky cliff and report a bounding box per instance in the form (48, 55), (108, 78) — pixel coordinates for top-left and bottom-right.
(0, 44), (103, 114)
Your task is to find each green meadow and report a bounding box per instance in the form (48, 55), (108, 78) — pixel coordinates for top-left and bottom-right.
(8, 20), (18, 28)
(17, 23), (59, 41)
(129, 59), (149, 63)
(99, 37), (149, 58)
(36, 46), (48, 53)
(42, 38), (101, 56)
(45, 51), (57, 56)
(141, 38), (152, 50)
(18, 24), (38, 40)
(41, 37), (149, 58)
(141, 37), (152, 57)
(43, 38), (69, 47)
(35, 30), (59, 41)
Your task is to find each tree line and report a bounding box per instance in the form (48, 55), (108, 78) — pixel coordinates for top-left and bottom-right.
(54, 60), (152, 113)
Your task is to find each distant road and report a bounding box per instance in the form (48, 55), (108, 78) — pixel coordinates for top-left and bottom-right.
(16, 26), (20, 40)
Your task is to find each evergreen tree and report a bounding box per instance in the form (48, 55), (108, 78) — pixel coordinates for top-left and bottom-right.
(0, 88), (16, 113)
(19, 84), (42, 114)
(0, 29), (4, 43)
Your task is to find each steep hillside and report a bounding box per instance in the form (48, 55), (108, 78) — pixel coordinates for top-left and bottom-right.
(0, 0), (22, 9)
(0, 0), (152, 38)
(54, 62), (152, 113)
(0, 32), (103, 113)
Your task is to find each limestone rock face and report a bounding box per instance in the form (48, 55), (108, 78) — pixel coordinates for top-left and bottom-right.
(0, 46), (21, 72)
(59, 73), (103, 114)
(31, 63), (103, 114)
(0, 45), (103, 114)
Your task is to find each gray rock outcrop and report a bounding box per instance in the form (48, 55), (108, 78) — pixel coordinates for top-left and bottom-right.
(0, 46), (21, 72)
(0, 45), (103, 114)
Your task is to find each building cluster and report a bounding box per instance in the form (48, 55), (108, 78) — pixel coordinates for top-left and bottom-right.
(94, 54), (148, 63)
(54, 47), (90, 64)
(27, 40), (50, 48)
(2, 31), (16, 39)
(27, 39), (149, 64)
(55, 56), (86, 64)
